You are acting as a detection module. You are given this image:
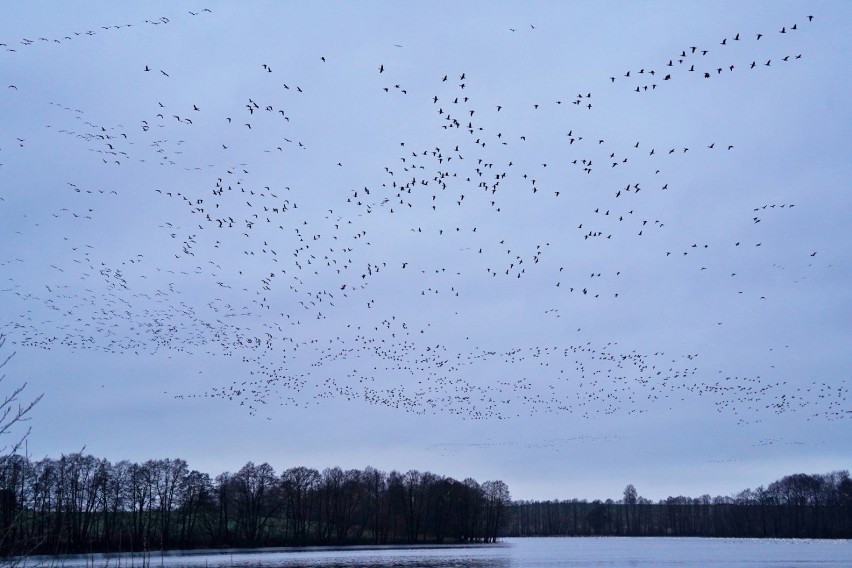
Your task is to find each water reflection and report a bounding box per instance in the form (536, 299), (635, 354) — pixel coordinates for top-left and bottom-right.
(27, 544), (511, 568)
(22, 538), (851, 568)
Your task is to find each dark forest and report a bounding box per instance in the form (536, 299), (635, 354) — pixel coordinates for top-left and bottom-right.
(506, 471), (852, 539)
(0, 454), (510, 555)
(0, 454), (849, 558)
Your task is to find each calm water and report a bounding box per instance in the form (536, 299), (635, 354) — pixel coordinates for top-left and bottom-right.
(21, 537), (851, 568)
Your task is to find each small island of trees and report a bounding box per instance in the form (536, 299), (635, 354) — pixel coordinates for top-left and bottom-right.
(0, 454), (511, 556)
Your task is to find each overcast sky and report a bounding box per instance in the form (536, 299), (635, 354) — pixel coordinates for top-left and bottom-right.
(1, 1), (849, 502)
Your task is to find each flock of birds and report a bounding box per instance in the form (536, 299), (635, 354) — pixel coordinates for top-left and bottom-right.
(613, 17), (814, 93)
(0, 7), (847, 428)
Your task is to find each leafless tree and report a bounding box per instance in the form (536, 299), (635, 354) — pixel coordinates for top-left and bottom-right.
(0, 335), (42, 457)
(0, 333), (43, 563)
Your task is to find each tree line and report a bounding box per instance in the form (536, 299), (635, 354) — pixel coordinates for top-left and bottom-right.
(505, 470), (852, 539)
(1, 450), (849, 558)
(0, 454), (511, 555)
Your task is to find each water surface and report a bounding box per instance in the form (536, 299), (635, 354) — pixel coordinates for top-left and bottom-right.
(24, 537), (851, 567)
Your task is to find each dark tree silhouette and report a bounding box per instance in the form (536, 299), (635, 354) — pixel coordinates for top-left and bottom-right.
(505, 471), (852, 538)
(0, 334), (43, 564)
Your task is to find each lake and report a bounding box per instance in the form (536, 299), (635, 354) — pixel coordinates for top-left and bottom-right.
(21, 537), (851, 568)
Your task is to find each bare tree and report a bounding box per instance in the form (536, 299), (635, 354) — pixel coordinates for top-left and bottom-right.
(623, 484), (638, 505)
(0, 334), (43, 562)
(0, 335), (42, 456)
(482, 480), (511, 542)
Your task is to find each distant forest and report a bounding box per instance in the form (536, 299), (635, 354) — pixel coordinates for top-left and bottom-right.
(0, 454), (510, 556)
(507, 471), (852, 539)
(0, 456), (849, 558)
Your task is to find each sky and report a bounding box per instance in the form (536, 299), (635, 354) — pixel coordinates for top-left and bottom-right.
(0, 1), (849, 502)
